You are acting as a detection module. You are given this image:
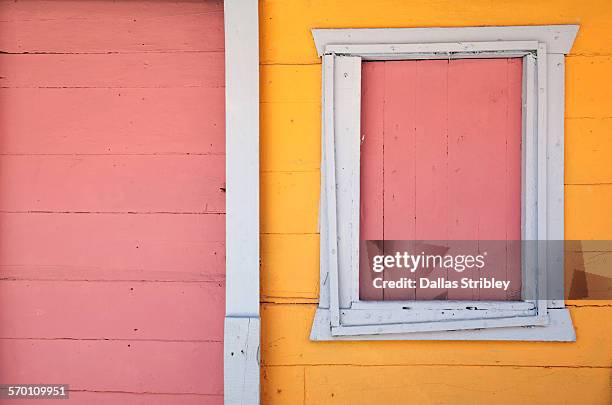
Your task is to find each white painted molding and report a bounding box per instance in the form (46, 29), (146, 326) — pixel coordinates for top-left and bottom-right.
(225, 318), (260, 404)
(224, 0), (260, 404)
(311, 308), (576, 341)
(313, 25), (579, 56)
(313, 25), (579, 341)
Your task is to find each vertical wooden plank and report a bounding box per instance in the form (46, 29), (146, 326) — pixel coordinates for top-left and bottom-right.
(478, 59), (519, 300)
(447, 59), (484, 300)
(383, 60), (417, 301)
(507, 58), (525, 300)
(359, 62), (385, 301)
(522, 54), (539, 303)
(414, 59), (450, 300)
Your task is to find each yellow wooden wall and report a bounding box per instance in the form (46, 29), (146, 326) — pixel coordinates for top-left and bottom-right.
(258, 1), (612, 403)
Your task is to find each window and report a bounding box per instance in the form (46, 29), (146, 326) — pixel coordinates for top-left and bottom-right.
(311, 25), (578, 341)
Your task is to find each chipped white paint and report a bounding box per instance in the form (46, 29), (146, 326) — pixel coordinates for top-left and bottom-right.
(224, 0), (260, 403)
(312, 25), (578, 341)
(312, 25), (579, 56)
(225, 318), (260, 404)
(311, 308), (575, 341)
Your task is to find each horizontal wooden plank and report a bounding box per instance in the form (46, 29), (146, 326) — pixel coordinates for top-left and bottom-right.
(566, 56), (612, 118)
(258, 57), (612, 120)
(0, 155), (225, 213)
(260, 0), (612, 64)
(565, 249), (612, 301)
(0, 1), (223, 53)
(0, 52), (224, 88)
(0, 88), (224, 154)
(261, 102), (320, 172)
(0, 339), (222, 394)
(0, 212), (224, 281)
(261, 234), (319, 300)
(0, 280), (223, 341)
(260, 235), (611, 302)
(261, 171), (319, 234)
(305, 365), (611, 405)
(3, 392), (222, 405)
(0, 0), (222, 19)
(566, 118), (612, 184)
(260, 65), (320, 103)
(261, 304), (612, 367)
(566, 184), (612, 239)
(262, 366), (304, 405)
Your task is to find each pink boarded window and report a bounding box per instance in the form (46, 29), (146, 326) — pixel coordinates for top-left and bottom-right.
(359, 58), (523, 302)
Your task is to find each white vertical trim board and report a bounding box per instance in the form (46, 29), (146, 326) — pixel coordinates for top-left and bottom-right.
(333, 56), (362, 308)
(323, 54), (341, 327)
(224, 0), (260, 404)
(311, 25), (579, 341)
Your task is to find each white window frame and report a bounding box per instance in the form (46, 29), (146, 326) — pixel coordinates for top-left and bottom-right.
(310, 25), (578, 341)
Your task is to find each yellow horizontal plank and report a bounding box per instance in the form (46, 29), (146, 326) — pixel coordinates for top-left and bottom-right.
(566, 56), (612, 119)
(259, 237), (612, 302)
(566, 246), (612, 301)
(261, 233), (320, 300)
(261, 171), (320, 234)
(566, 118), (612, 183)
(566, 184), (612, 239)
(261, 304), (612, 367)
(305, 365), (611, 405)
(261, 102), (321, 172)
(261, 65), (321, 103)
(260, 0), (612, 64)
(262, 366), (305, 405)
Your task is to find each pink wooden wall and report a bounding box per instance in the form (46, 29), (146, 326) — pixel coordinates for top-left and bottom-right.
(0, 1), (225, 403)
(360, 58), (522, 301)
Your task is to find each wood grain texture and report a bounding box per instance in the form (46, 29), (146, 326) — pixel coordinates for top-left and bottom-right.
(262, 304), (612, 367)
(0, 212), (224, 281)
(224, 317), (260, 404)
(0, 339), (223, 395)
(260, 65), (321, 103)
(566, 56), (612, 118)
(261, 171), (319, 234)
(8, 392), (223, 405)
(359, 59), (522, 301)
(257, 0), (611, 402)
(261, 234), (319, 300)
(305, 365), (611, 405)
(0, 280), (224, 341)
(413, 60), (449, 300)
(0, 88), (225, 155)
(0, 0), (223, 21)
(0, 0), (227, 399)
(259, 0), (612, 64)
(0, 0), (223, 53)
(566, 118), (612, 184)
(566, 184), (612, 239)
(260, 101), (320, 172)
(0, 155), (225, 213)
(0, 53), (224, 88)
(262, 366), (305, 405)
(359, 62), (384, 301)
(380, 60), (417, 301)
